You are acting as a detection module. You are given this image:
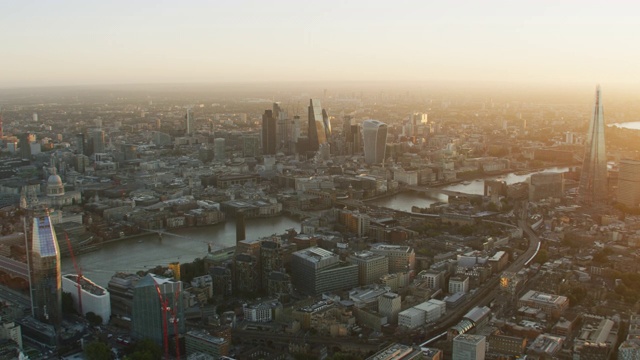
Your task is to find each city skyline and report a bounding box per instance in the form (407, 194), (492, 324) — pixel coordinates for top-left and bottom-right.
(1, 1), (639, 88)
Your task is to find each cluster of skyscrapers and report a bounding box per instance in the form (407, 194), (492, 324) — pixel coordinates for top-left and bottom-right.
(260, 98), (388, 165)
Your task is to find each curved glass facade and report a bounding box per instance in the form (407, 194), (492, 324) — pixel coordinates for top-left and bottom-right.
(362, 119), (388, 165)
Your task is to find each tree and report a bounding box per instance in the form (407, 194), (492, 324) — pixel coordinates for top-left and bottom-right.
(84, 341), (111, 360)
(86, 312), (103, 327)
(125, 339), (162, 360)
(533, 249), (549, 264)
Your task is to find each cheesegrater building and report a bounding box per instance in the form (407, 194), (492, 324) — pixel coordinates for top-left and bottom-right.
(307, 99), (331, 152)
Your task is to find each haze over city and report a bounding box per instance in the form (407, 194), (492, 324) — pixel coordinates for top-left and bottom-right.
(2, 1), (640, 360)
(1, 0), (639, 89)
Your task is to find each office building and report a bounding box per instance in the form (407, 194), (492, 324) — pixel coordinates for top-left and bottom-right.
(617, 159), (640, 208)
(262, 109), (277, 155)
(0, 320), (22, 349)
(291, 247), (358, 296)
(579, 85), (608, 205)
(398, 307), (425, 329)
(131, 274), (184, 345)
(74, 133), (85, 155)
(518, 290), (569, 318)
(233, 253), (258, 294)
(414, 299), (446, 323)
(378, 292), (401, 324)
(107, 272), (140, 317)
(62, 274), (111, 324)
(27, 211), (62, 328)
(420, 269), (444, 290)
(307, 99), (331, 151)
(214, 138), (225, 161)
(18, 133), (34, 160)
(366, 343), (425, 360)
(186, 107), (194, 135)
(370, 244), (415, 274)
(274, 102), (289, 152)
(260, 240), (296, 291)
(529, 172), (564, 201)
(453, 334), (486, 360)
(348, 251), (389, 285)
(185, 330), (229, 359)
(449, 276), (470, 294)
(618, 336), (640, 360)
(242, 134), (260, 157)
(88, 129), (105, 155)
(362, 120), (388, 165)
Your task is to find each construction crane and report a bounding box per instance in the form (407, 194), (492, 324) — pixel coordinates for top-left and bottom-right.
(152, 279), (171, 360)
(63, 232), (84, 316)
(168, 288), (181, 360)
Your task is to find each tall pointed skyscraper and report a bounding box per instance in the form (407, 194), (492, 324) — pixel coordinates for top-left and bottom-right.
(579, 85), (608, 205)
(308, 99), (331, 152)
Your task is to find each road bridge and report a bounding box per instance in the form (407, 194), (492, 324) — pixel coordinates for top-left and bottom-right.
(405, 185), (484, 199)
(0, 255), (29, 281)
(282, 208), (316, 220)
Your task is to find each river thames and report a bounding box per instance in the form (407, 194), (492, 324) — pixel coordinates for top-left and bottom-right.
(63, 216), (300, 287)
(67, 167), (569, 287)
(610, 121), (640, 130)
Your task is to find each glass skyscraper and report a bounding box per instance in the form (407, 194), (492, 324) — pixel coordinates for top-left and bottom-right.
(132, 274), (184, 345)
(362, 119), (388, 165)
(262, 109), (277, 155)
(27, 211), (62, 328)
(579, 85), (607, 205)
(307, 99), (331, 151)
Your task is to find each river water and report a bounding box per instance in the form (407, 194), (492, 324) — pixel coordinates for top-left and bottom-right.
(369, 167), (570, 212)
(69, 167), (569, 287)
(63, 216), (300, 287)
(609, 121), (640, 130)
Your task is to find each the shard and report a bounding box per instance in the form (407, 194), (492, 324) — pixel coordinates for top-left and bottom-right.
(579, 85), (607, 205)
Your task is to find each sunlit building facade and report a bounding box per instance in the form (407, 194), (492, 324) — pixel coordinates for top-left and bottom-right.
(362, 120), (388, 165)
(579, 85), (607, 205)
(307, 99), (331, 151)
(617, 159), (640, 209)
(27, 212), (62, 328)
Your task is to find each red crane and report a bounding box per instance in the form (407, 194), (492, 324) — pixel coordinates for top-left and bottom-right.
(152, 279), (170, 360)
(63, 232), (83, 316)
(168, 288), (181, 360)
(152, 277), (182, 360)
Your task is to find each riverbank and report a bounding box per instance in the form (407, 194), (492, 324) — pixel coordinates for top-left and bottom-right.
(68, 216), (301, 287)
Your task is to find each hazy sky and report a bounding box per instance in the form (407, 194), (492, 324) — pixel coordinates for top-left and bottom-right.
(1, 0), (638, 88)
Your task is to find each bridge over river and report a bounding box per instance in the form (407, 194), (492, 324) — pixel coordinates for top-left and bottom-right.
(0, 255), (29, 281)
(404, 185), (484, 199)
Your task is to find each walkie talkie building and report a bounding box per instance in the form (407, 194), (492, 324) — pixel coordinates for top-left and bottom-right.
(362, 119), (388, 165)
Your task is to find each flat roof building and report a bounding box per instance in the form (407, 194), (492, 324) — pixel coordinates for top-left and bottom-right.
(291, 247), (358, 296)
